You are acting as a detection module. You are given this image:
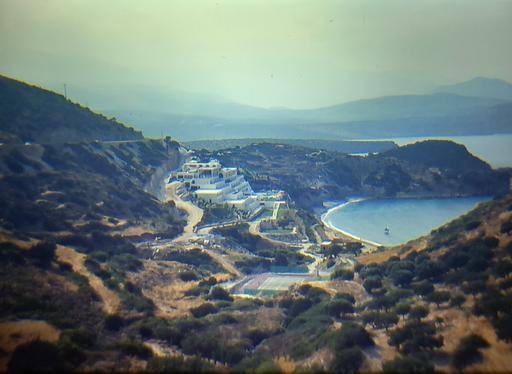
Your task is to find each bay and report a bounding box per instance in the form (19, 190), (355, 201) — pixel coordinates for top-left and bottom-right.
(322, 196), (491, 246)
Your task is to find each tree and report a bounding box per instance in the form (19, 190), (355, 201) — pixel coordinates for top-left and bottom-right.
(330, 347), (364, 373)
(327, 299), (354, 318)
(334, 322), (374, 350)
(411, 280), (434, 296)
(452, 334), (489, 371)
(363, 276), (382, 293)
(426, 290), (451, 307)
(410, 305), (429, 320)
(394, 302), (411, 319)
(388, 321), (440, 352)
(462, 280), (487, 298)
(390, 269), (414, 287)
(450, 293), (466, 309)
(374, 312), (399, 331)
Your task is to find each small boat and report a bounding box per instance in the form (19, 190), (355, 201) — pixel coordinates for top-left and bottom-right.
(384, 226), (390, 235)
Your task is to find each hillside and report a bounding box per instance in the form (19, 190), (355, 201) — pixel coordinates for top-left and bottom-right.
(0, 138), (184, 240)
(351, 193), (512, 372)
(0, 75), (143, 144)
(194, 141), (509, 208)
(185, 138), (397, 153)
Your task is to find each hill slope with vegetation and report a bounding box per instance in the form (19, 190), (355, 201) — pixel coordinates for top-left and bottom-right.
(194, 141), (509, 208)
(0, 75), (142, 144)
(350, 193), (512, 372)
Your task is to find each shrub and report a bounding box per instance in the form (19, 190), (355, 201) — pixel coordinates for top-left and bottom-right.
(450, 293), (466, 309)
(179, 270), (198, 281)
(208, 286), (233, 301)
(27, 241), (57, 267)
(147, 355), (213, 372)
(247, 329), (272, 346)
(139, 325), (154, 338)
(363, 276), (382, 293)
(64, 328), (97, 349)
(383, 356), (435, 373)
(8, 340), (66, 372)
(330, 268), (354, 280)
(464, 220), (481, 231)
(104, 314), (124, 331)
(333, 322), (374, 350)
(334, 293), (356, 304)
(330, 347), (364, 373)
(117, 340), (153, 359)
(326, 299), (354, 318)
(190, 303), (219, 318)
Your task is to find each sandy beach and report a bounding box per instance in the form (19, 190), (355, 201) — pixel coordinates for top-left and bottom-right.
(321, 198), (383, 248)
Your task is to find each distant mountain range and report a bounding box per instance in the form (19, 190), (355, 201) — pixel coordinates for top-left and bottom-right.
(96, 77), (512, 140)
(434, 77), (512, 100)
(2, 74), (511, 141)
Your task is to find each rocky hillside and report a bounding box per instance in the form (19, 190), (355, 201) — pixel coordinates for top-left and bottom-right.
(0, 138), (184, 240)
(194, 141), (509, 208)
(0, 75), (143, 144)
(349, 193), (512, 372)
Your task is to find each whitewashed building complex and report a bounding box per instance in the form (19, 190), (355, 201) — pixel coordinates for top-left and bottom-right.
(170, 158), (286, 215)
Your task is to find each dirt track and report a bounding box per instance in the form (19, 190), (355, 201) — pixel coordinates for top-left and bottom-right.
(166, 182), (203, 241)
(56, 245), (120, 314)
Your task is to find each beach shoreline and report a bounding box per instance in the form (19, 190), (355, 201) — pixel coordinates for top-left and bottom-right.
(320, 198), (383, 248)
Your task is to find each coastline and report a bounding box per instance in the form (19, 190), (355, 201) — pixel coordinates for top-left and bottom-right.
(321, 198), (384, 248)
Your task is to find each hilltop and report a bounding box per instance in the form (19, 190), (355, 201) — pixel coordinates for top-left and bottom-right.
(435, 77), (512, 101)
(194, 141), (509, 208)
(0, 75), (142, 144)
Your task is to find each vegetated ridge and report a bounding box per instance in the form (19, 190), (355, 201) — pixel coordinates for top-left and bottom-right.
(0, 74), (142, 144)
(194, 141), (509, 208)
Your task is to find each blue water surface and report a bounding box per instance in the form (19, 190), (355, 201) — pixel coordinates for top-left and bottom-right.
(323, 196), (490, 246)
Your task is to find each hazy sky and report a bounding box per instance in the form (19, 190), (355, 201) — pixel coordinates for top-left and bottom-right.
(1, 0), (511, 108)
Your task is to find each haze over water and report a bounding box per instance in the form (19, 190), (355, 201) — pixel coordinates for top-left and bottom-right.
(323, 196), (490, 246)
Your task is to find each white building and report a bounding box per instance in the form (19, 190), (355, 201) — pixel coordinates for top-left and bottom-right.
(171, 158), (268, 214)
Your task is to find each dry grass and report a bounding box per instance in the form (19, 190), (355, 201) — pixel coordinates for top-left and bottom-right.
(0, 320), (60, 371)
(363, 327), (398, 372)
(116, 225), (155, 237)
(357, 237), (429, 265)
(127, 261), (207, 318)
(56, 245), (120, 314)
(0, 231), (39, 250)
(425, 305), (512, 373)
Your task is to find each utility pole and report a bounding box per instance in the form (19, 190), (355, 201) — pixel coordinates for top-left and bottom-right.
(63, 83), (67, 99)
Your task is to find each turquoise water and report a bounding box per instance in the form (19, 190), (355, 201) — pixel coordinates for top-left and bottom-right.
(323, 196), (490, 246)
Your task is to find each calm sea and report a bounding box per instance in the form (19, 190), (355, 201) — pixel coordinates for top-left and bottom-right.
(322, 196), (491, 246)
